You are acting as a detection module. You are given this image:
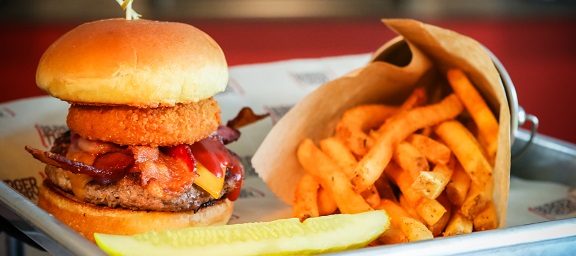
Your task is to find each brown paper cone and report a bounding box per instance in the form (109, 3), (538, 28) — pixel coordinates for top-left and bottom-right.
(253, 19), (510, 228)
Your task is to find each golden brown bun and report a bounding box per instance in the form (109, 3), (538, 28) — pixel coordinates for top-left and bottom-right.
(38, 180), (234, 243)
(67, 98), (221, 146)
(36, 18), (228, 107)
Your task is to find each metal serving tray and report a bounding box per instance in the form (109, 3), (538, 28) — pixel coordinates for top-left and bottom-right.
(1, 128), (575, 255)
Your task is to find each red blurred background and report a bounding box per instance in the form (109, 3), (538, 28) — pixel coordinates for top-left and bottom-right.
(1, 4), (575, 144)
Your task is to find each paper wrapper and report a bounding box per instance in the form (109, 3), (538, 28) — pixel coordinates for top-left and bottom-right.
(252, 19), (511, 228)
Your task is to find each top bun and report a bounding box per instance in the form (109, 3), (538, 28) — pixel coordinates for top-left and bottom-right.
(36, 18), (228, 107)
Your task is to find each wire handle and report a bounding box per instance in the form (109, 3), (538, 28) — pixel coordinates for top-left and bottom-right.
(512, 106), (539, 159)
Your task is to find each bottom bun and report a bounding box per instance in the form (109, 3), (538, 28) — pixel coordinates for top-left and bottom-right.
(38, 179), (234, 243)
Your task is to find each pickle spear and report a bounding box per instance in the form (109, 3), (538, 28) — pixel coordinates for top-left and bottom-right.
(95, 210), (390, 256)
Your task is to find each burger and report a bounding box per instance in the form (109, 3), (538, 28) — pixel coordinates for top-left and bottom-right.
(24, 18), (244, 242)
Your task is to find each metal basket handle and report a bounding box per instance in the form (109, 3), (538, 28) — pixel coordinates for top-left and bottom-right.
(512, 106), (539, 159)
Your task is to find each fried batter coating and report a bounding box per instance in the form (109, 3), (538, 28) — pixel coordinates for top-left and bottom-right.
(67, 98), (221, 147)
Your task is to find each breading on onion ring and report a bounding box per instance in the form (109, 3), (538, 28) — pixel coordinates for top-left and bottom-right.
(67, 98), (221, 147)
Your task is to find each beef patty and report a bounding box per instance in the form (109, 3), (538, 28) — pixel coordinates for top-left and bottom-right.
(44, 131), (239, 212)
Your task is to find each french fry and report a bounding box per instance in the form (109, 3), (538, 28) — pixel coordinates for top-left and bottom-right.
(415, 198), (448, 227)
(320, 137), (380, 208)
(370, 87), (428, 139)
(319, 137), (357, 177)
(292, 174), (320, 221)
(335, 104), (398, 156)
(398, 195), (423, 222)
(434, 120), (493, 191)
(447, 69), (499, 161)
(446, 153), (457, 170)
(473, 201), (498, 231)
(361, 185), (382, 209)
(383, 162), (412, 193)
(445, 160), (471, 206)
(297, 138), (373, 214)
(378, 199), (433, 242)
(317, 187), (338, 216)
(352, 94), (464, 193)
(428, 193), (452, 237)
(436, 120), (495, 219)
(384, 162), (447, 226)
(292, 72), (501, 245)
(405, 133), (451, 165)
(374, 175), (397, 202)
(399, 86), (428, 111)
(410, 163), (454, 200)
(461, 181), (494, 218)
(370, 225), (409, 246)
(443, 208), (473, 236)
(393, 142), (429, 180)
(419, 126), (433, 137)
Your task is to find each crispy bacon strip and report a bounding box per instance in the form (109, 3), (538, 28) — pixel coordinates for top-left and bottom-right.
(217, 107), (268, 145)
(226, 107), (269, 129)
(24, 145), (132, 185)
(216, 126), (241, 145)
(93, 152), (135, 173)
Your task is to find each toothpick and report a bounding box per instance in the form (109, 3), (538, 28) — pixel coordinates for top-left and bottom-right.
(115, 0), (141, 20)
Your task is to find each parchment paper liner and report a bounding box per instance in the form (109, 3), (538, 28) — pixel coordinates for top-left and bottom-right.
(253, 19), (511, 228)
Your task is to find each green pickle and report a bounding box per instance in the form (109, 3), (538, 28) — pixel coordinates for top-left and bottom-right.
(95, 210), (390, 256)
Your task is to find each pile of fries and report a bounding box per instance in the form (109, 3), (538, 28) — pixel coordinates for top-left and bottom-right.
(293, 69), (500, 245)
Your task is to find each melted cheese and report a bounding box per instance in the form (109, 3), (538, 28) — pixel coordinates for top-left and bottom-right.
(194, 163), (225, 199)
(64, 151), (95, 200)
(66, 151), (96, 165)
(66, 171), (93, 200)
